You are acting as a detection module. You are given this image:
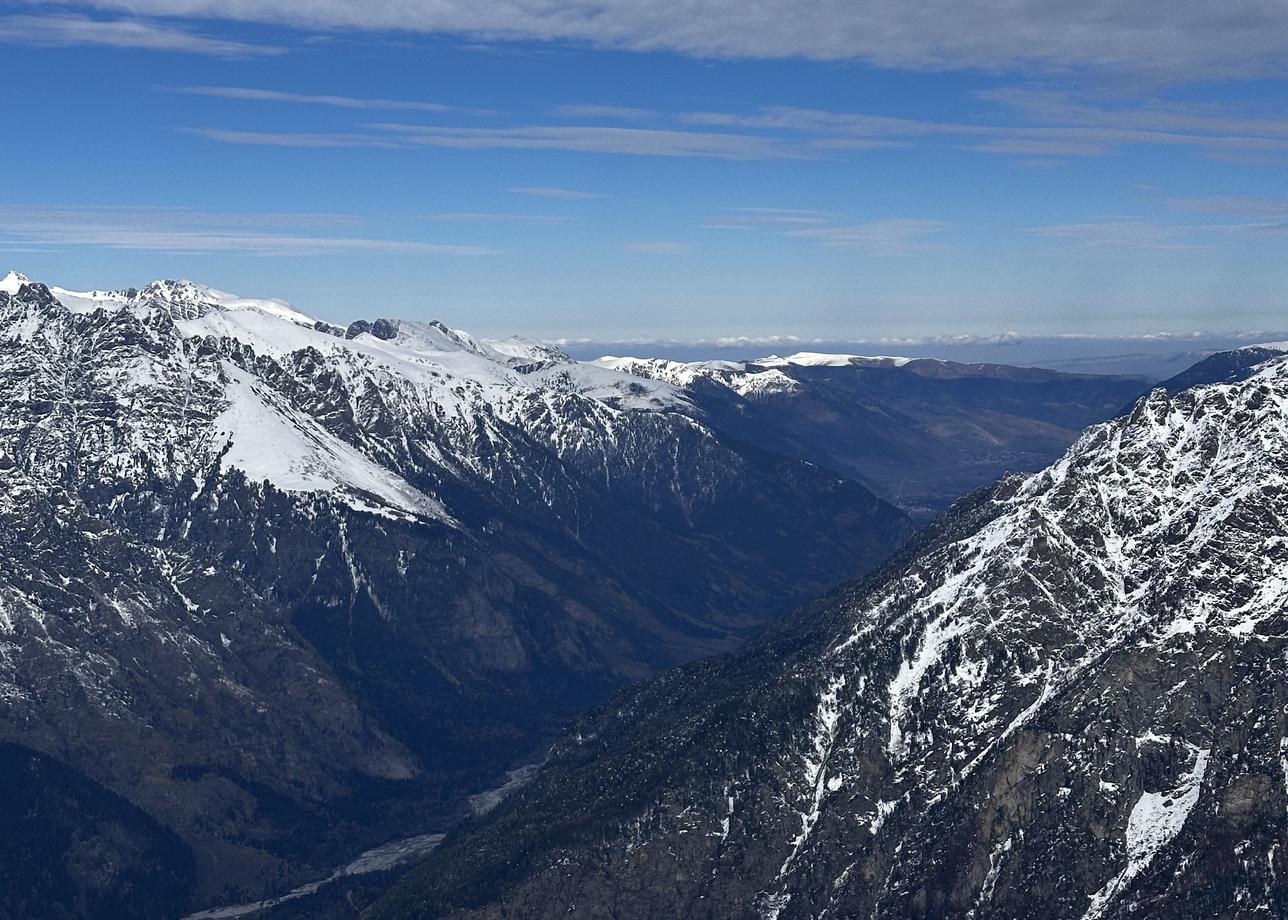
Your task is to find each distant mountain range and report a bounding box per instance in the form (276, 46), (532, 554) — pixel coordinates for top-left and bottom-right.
(559, 334), (1288, 383)
(372, 342), (1288, 920)
(0, 271), (1212, 918)
(597, 352), (1147, 520)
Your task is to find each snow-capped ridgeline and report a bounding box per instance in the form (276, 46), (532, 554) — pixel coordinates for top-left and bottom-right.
(593, 351), (933, 401)
(34, 274), (682, 405)
(0, 273), (688, 521)
(592, 355), (803, 398)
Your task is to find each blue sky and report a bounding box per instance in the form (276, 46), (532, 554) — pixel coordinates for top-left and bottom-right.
(2, 1), (1288, 342)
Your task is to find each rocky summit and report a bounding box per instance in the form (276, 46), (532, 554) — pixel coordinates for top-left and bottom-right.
(374, 347), (1288, 920)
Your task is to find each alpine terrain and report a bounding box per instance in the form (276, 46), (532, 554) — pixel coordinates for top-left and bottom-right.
(0, 270), (913, 916)
(373, 346), (1288, 919)
(596, 353), (1147, 520)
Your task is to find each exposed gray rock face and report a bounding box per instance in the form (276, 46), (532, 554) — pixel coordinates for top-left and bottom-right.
(346, 318), (399, 340)
(373, 353), (1288, 920)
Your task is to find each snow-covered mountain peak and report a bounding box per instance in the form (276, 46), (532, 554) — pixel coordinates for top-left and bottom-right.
(379, 318), (489, 357)
(137, 278), (220, 309)
(0, 277), (60, 317)
(0, 273), (703, 523)
(36, 276), (322, 334)
(0, 271), (30, 295)
(597, 350), (965, 402)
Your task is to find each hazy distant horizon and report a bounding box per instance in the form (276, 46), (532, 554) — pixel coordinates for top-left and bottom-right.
(557, 331), (1288, 381)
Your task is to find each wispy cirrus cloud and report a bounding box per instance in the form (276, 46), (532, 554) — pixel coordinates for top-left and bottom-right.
(368, 123), (807, 159)
(185, 121), (811, 158)
(1027, 202), (1288, 251)
(733, 207), (833, 221)
(183, 120), (907, 159)
(175, 85), (1288, 165)
(0, 204), (496, 256)
(978, 88), (1288, 139)
(0, 12), (284, 56)
(679, 107), (950, 136)
(1167, 196), (1288, 218)
(680, 101), (1288, 160)
(702, 207), (833, 229)
(787, 219), (951, 255)
(33, 0), (1288, 81)
(1199, 150), (1288, 166)
(510, 186), (607, 199)
(180, 127), (406, 148)
(171, 85), (464, 112)
(965, 139), (1113, 157)
(623, 241), (691, 254)
(551, 104), (659, 121)
(1027, 219), (1207, 251)
(424, 212), (578, 222)
(698, 208), (954, 256)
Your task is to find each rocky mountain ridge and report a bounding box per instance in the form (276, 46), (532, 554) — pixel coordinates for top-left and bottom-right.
(0, 272), (911, 915)
(373, 345), (1288, 920)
